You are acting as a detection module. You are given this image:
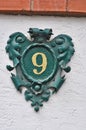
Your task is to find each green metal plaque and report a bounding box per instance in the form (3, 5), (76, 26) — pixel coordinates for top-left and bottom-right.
(6, 28), (75, 112)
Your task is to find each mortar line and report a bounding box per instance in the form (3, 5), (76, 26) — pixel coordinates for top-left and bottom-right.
(30, 0), (34, 11)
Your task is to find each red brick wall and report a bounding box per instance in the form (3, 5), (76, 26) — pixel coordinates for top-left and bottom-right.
(0, 0), (86, 16)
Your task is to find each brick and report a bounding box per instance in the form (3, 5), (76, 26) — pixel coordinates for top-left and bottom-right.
(0, 0), (86, 16)
(0, 0), (30, 13)
(68, 0), (86, 14)
(32, 0), (66, 14)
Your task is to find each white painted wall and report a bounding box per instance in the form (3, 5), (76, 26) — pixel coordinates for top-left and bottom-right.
(0, 14), (86, 130)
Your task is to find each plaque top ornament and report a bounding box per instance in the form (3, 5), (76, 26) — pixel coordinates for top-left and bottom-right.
(6, 28), (75, 112)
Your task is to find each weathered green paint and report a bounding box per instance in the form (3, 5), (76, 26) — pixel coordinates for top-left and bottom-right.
(6, 28), (75, 112)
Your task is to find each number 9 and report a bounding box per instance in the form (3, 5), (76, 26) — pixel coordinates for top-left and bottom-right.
(32, 52), (47, 75)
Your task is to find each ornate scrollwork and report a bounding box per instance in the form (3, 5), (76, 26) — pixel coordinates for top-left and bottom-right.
(6, 28), (75, 112)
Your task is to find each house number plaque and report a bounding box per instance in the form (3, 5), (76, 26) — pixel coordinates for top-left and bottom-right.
(6, 28), (75, 112)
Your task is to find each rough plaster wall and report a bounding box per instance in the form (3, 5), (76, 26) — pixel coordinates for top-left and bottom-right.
(0, 15), (86, 130)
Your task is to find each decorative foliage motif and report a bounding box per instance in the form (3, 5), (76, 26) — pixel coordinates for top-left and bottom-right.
(6, 28), (75, 112)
